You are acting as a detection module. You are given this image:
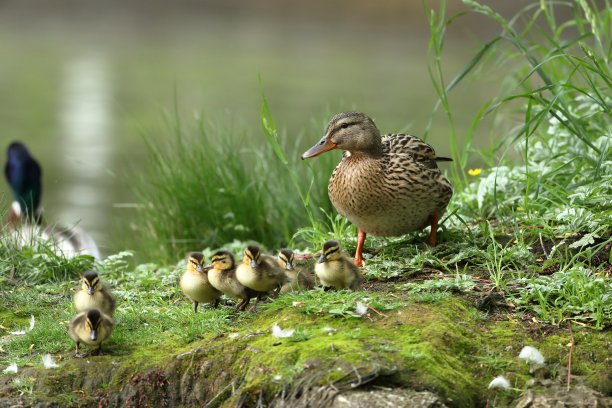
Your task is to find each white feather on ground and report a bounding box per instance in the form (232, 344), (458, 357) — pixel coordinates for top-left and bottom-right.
(271, 324), (294, 338)
(518, 346), (545, 365)
(488, 376), (511, 390)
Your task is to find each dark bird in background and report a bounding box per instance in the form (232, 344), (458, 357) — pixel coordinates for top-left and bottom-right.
(5, 142), (43, 225)
(3, 141), (101, 259)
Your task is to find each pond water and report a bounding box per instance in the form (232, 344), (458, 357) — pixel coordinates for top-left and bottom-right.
(0, 7), (499, 255)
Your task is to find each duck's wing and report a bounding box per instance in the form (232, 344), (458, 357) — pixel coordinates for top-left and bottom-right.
(383, 134), (451, 169)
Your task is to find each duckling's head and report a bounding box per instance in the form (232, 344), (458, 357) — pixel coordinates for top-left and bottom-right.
(82, 270), (101, 296)
(186, 252), (206, 273)
(302, 112), (381, 159)
(243, 245), (262, 268)
(209, 251), (236, 271)
(318, 241), (342, 263)
(85, 309), (103, 341)
(277, 248), (295, 270)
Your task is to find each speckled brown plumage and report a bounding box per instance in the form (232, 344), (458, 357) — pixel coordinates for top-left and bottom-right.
(302, 112), (453, 265)
(328, 133), (452, 236)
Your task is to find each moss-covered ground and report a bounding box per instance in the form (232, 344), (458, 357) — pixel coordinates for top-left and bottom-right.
(1, 254), (609, 407)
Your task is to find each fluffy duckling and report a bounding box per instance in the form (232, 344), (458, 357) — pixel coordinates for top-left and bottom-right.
(73, 270), (116, 316)
(236, 245), (288, 295)
(206, 250), (256, 312)
(68, 309), (114, 358)
(180, 252), (222, 312)
(277, 248), (314, 293)
(315, 241), (363, 290)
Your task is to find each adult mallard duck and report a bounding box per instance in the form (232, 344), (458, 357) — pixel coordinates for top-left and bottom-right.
(302, 112), (452, 266)
(4, 141), (101, 259)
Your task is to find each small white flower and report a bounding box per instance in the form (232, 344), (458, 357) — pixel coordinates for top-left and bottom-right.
(42, 354), (59, 369)
(321, 326), (335, 332)
(488, 375), (510, 390)
(3, 363), (18, 374)
(271, 324), (294, 338)
(355, 302), (368, 316)
(519, 346), (545, 365)
(228, 333), (240, 339)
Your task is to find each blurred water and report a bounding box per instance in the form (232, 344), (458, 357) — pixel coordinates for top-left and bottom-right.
(58, 53), (112, 247)
(0, 7), (499, 255)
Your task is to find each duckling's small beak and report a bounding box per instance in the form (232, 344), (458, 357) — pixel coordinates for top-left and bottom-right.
(286, 262), (294, 270)
(203, 264), (213, 270)
(301, 135), (337, 159)
(90, 329), (98, 341)
(318, 254), (327, 264)
(196, 264), (204, 273)
(87, 286), (94, 295)
(250, 259), (258, 268)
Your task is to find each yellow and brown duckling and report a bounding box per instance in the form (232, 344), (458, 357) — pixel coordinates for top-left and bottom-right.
(206, 250), (257, 312)
(302, 112), (453, 266)
(315, 241), (363, 290)
(236, 245), (288, 296)
(68, 308), (114, 358)
(73, 270), (116, 316)
(277, 248), (314, 293)
(180, 252), (222, 312)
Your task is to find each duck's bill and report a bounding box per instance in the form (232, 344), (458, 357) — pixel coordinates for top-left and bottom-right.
(301, 137), (337, 159)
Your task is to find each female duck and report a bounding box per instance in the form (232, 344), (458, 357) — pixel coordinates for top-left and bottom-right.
(302, 112), (452, 266)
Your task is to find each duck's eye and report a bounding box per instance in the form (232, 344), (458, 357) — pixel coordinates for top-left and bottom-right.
(340, 123), (350, 129)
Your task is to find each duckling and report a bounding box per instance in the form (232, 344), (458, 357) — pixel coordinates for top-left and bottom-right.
(180, 252), (222, 312)
(4, 141), (101, 259)
(68, 309), (114, 358)
(315, 241), (363, 290)
(206, 250), (257, 312)
(236, 245), (288, 295)
(277, 248), (314, 293)
(73, 270), (116, 316)
(302, 112), (453, 266)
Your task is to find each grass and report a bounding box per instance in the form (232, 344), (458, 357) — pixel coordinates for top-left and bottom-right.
(0, 1), (611, 405)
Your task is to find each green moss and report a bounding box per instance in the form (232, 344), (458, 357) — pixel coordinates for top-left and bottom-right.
(1, 281), (610, 407)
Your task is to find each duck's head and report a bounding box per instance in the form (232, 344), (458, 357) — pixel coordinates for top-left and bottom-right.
(85, 309), (103, 341)
(277, 248), (295, 270)
(302, 112), (382, 159)
(207, 250), (236, 271)
(5, 141), (42, 223)
(243, 245), (262, 268)
(318, 241), (342, 263)
(82, 270), (101, 296)
(186, 252), (207, 273)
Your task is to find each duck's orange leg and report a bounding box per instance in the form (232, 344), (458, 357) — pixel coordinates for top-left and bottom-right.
(354, 228), (366, 267)
(427, 211), (440, 247)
